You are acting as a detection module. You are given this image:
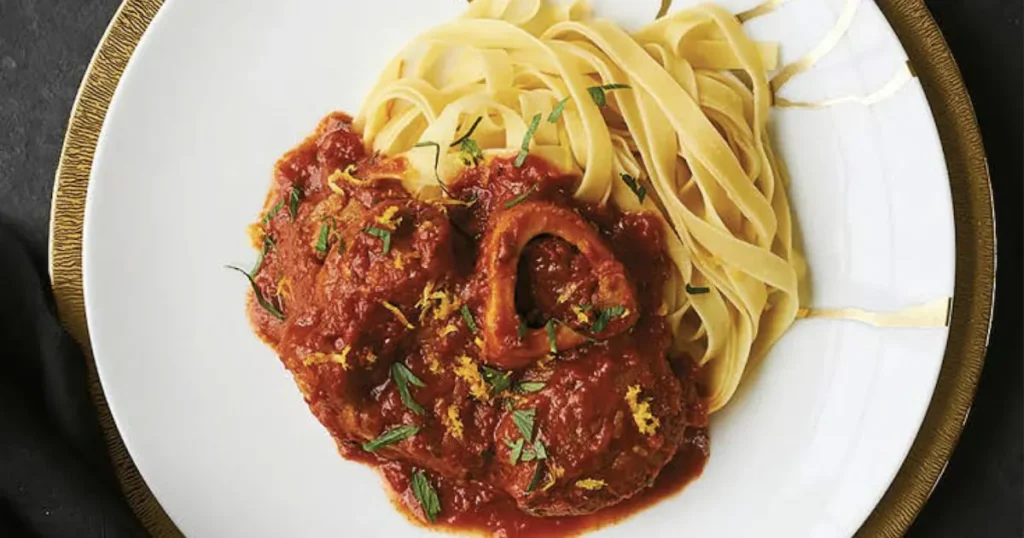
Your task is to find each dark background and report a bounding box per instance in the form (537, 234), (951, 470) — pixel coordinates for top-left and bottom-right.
(0, 0), (1020, 536)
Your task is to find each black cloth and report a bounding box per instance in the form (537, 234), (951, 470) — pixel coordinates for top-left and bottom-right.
(0, 0), (1020, 537)
(0, 227), (143, 537)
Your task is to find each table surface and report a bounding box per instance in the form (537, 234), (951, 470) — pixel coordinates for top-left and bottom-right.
(0, 1), (1020, 536)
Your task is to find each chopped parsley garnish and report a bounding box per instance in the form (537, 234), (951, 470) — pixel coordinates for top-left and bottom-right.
(516, 381), (546, 394)
(450, 116), (484, 148)
(457, 138), (484, 166)
(521, 439), (548, 462)
(315, 222), (331, 254)
(510, 438), (549, 465)
(362, 425), (420, 453)
(450, 117), (486, 167)
(620, 173), (647, 204)
(261, 200), (283, 224)
(548, 96), (571, 123)
(413, 140), (451, 196)
(504, 183), (540, 209)
(410, 470), (441, 523)
(512, 408), (536, 443)
(526, 461), (547, 493)
(686, 284), (711, 295)
(591, 305), (627, 334)
(514, 113), (542, 168)
(362, 226), (392, 255)
(506, 438), (525, 464)
(533, 440), (548, 460)
(460, 304), (478, 334)
(545, 319), (557, 353)
(250, 235), (275, 277)
(517, 320), (528, 341)
(226, 265), (284, 320)
(288, 186), (303, 219)
(481, 365), (512, 395)
(391, 362), (426, 415)
(587, 83), (631, 107)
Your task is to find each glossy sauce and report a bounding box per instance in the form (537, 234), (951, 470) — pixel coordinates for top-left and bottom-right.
(245, 112), (710, 537)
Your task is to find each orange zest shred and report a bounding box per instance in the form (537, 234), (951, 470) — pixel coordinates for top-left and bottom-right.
(575, 479), (606, 490)
(417, 281), (461, 322)
(301, 346), (350, 370)
(328, 164), (366, 193)
(441, 404), (464, 440)
(537, 354), (556, 370)
(275, 276), (293, 300)
(625, 385), (660, 436)
(571, 305), (591, 324)
(375, 205), (403, 229)
(544, 462), (565, 491)
(381, 301), (415, 329)
(454, 356), (490, 402)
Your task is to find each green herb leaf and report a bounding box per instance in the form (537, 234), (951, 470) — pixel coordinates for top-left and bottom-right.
(288, 186), (303, 219)
(587, 83), (631, 107)
(362, 226), (392, 255)
(545, 319), (557, 353)
(315, 222), (331, 254)
(516, 381), (546, 394)
(517, 320), (527, 341)
(506, 437), (525, 465)
(481, 365), (513, 395)
(250, 235), (275, 277)
(526, 461), (547, 493)
(620, 173), (647, 204)
(391, 362), (426, 415)
(686, 284), (711, 295)
(411, 470), (441, 523)
(450, 116), (484, 148)
(514, 113), (542, 168)
(362, 425), (420, 453)
(591, 305), (627, 334)
(413, 141), (451, 196)
(548, 96), (571, 123)
(460, 304), (478, 334)
(504, 183), (540, 209)
(262, 200), (284, 225)
(458, 138), (485, 166)
(533, 439), (548, 460)
(512, 408), (536, 443)
(226, 265), (284, 320)
(520, 439), (548, 463)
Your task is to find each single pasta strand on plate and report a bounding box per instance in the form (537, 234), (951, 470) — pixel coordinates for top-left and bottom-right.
(352, 0), (801, 412)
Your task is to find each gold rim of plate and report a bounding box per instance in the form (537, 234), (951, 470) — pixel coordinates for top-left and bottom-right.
(48, 1), (996, 536)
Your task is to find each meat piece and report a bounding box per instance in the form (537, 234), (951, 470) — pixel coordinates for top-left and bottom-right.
(316, 198), (455, 356)
(491, 336), (687, 516)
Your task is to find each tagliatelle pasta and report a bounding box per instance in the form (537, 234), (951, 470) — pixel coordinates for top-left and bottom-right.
(353, 0), (801, 411)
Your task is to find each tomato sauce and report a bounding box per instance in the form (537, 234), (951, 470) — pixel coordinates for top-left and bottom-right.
(244, 111), (710, 537)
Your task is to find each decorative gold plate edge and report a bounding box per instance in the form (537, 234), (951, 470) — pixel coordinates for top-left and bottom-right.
(47, 1), (995, 537)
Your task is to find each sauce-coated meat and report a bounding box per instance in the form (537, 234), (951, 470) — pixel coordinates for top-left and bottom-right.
(245, 112), (709, 536)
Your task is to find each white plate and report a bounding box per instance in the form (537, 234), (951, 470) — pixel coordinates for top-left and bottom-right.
(82, 0), (955, 536)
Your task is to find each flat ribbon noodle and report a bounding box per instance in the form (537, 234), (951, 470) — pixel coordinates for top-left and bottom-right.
(355, 0), (802, 412)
